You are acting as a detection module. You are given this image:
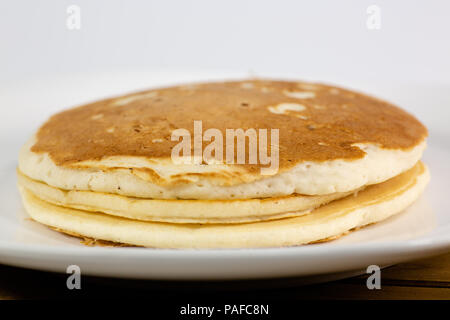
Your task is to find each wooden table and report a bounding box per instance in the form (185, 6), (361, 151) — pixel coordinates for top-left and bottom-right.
(0, 252), (449, 300)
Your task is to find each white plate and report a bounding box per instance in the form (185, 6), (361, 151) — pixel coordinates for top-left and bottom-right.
(0, 71), (449, 281)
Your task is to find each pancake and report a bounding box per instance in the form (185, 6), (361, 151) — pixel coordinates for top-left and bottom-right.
(17, 79), (430, 248)
(18, 80), (428, 200)
(18, 162), (429, 248)
(17, 169), (357, 223)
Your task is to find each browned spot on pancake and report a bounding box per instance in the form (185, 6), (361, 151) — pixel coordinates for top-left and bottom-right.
(49, 226), (139, 247)
(31, 80), (427, 173)
(307, 224), (374, 244)
(307, 231), (350, 244)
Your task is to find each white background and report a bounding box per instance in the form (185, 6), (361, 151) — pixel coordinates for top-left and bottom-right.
(1, 0), (450, 84)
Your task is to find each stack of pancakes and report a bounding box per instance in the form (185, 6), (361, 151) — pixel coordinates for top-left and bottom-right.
(17, 80), (429, 248)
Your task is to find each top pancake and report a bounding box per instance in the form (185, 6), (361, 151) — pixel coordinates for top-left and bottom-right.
(19, 80), (428, 199)
(32, 80), (426, 167)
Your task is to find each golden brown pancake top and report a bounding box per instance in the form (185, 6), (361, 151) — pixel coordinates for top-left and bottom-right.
(31, 80), (427, 173)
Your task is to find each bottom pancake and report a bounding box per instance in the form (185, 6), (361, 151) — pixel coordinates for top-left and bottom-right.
(18, 162), (429, 248)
